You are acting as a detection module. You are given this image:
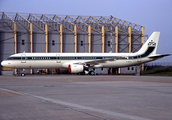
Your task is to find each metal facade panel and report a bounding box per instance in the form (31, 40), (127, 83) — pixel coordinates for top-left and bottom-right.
(95, 68), (108, 74)
(131, 34), (142, 53)
(32, 23), (44, 32)
(118, 34), (129, 53)
(91, 34), (102, 53)
(0, 33), (1, 62)
(0, 32), (14, 75)
(0, 32), (14, 59)
(105, 34), (111, 53)
(0, 20), (13, 31)
(32, 33), (45, 52)
(104, 34), (116, 53)
(77, 34), (88, 53)
(16, 22), (27, 32)
(120, 66), (136, 74)
(48, 33), (60, 52)
(63, 33), (74, 53)
(17, 32), (30, 53)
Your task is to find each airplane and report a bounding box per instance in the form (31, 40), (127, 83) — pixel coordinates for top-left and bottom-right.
(1, 32), (171, 76)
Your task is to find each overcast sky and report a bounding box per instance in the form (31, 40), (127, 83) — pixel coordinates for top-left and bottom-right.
(0, 0), (172, 63)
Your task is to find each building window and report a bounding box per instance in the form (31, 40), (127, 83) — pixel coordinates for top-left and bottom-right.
(22, 40), (25, 45)
(81, 41), (83, 46)
(52, 40), (55, 46)
(108, 41), (110, 46)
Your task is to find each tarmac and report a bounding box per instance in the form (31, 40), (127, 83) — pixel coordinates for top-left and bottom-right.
(0, 75), (172, 120)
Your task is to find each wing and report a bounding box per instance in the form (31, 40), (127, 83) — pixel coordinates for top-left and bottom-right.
(73, 56), (125, 66)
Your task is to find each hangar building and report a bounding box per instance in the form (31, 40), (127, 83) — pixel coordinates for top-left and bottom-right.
(0, 12), (146, 75)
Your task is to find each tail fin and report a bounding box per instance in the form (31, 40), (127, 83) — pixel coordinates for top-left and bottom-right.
(137, 32), (160, 55)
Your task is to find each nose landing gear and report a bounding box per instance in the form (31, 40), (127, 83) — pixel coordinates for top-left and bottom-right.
(21, 69), (25, 76)
(82, 70), (97, 75)
(13, 69), (25, 76)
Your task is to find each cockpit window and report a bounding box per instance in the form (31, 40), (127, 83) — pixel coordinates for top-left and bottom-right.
(7, 57), (12, 60)
(7, 57), (21, 60)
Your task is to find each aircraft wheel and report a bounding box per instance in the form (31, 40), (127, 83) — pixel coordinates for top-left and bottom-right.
(90, 71), (95, 75)
(21, 73), (25, 76)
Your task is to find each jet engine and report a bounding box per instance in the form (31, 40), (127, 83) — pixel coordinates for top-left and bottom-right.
(68, 64), (84, 73)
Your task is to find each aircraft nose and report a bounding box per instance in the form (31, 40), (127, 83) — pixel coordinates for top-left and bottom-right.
(1, 61), (8, 67)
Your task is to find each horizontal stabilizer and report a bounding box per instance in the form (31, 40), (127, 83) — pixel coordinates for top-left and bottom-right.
(148, 54), (171, 59)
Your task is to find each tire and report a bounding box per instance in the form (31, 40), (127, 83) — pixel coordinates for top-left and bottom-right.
(21, 73), (25, 76)
(90, 71), (95, 75)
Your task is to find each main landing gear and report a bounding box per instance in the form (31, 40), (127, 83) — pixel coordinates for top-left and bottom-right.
(80, 70), (96, 75)
(89, 71), (95, 75)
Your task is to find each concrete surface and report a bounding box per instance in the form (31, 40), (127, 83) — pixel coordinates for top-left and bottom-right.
(0, 75), (172, 120)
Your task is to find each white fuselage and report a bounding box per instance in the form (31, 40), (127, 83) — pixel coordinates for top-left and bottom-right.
(1, 52), (154, 69)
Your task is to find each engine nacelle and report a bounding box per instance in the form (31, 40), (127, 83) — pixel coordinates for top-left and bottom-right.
(68, 64), (84, 73)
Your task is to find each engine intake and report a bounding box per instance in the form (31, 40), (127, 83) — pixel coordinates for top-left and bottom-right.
(68, 64), (84, 73)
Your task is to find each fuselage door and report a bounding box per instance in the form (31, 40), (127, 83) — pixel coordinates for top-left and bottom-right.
(21, 54), (26, 63)
(56, 54), (61, 63)
(137, 54), (141, 62)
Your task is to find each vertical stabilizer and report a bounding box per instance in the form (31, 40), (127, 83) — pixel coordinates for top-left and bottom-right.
(137, 32), (160, 55)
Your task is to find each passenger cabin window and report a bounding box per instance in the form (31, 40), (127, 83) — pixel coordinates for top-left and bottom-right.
(22, 40), (25, 45)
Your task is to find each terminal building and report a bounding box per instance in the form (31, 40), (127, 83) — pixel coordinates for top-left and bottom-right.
(0, 12), (146, 75)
